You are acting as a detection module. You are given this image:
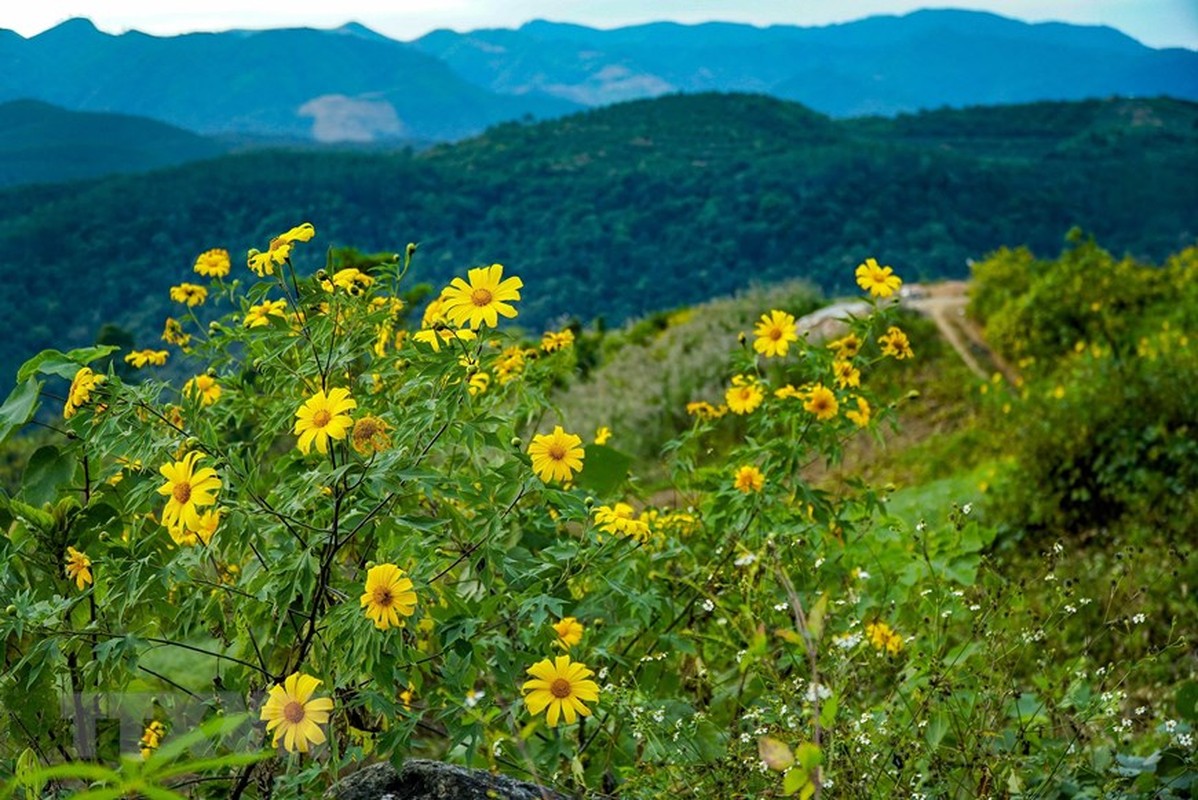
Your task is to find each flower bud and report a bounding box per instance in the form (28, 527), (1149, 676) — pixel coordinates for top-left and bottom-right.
(5, 605), (16, 616)
(509, 437), (522, 448)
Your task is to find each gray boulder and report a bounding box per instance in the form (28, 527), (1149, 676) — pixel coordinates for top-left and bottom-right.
(325, 760), (570, 800)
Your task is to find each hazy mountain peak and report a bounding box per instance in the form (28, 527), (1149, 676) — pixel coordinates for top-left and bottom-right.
(32, 17), (101, 41)
(333, 22), (393, 42)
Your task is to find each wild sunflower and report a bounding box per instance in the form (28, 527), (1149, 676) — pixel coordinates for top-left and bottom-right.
(733, 465), (765, 494)
(169, 508), (219, 547)
(162, 317), (191, 348)
(541, 329), (574, 352)
(259, 672), (334, 753)
(64, 546), (92, 590)
(193, 248), (231, 278)
(827, 333), (862, 359)
(804, 384), (839, 420)
(124, 350), (169, 368)
(833, 360), (861, 389)
(294, 388), (356, 455)
(879, 326), (914, 359)
(752, 310), (798, 358)
(244, 299), (288, 328)
(247, 222), (315, 277)
(360, 564), (418, 630)
(865, 621), (904, 655)
(157, 452), (221, 534)
(184, 374), (221, 406)
(412, 327), (477, 353)
(521, 655), (600, 727)
(593, 503), (651, 541)
(725, 375), (764, 415)
(350, 416), (391, 455)
(593, 426), (612, 445)
(855, 257), (902, 298)
(467, 372), (490, 396)
(139, 720), (167, 759)
(169, 283), (208, 307)
(63, 367), (104, 419)
(528, 426), (585, 484)
(845, 396), (872, 427)
(440, 263), (523, 330)
(552, 617), (585, 649)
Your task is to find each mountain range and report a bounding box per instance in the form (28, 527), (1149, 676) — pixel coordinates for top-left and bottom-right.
(2, 10), (1196, 144)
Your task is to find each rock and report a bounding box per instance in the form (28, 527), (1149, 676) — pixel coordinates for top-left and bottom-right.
(324, 760), (570, 800)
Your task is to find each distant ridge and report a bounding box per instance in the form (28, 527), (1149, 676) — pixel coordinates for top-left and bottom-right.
(0, 10), (1194, 144)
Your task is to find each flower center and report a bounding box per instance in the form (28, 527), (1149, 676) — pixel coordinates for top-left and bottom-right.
(470, 288), (494, 307)
(372, 587), (394, 608)
(313, 409), (332, 428)
(550, 678), (572, 698)
(769, 327), (783, 341)
(173, 482), (191, 504)
(283, 701), (306, 723)
(547, 443), (567, 461)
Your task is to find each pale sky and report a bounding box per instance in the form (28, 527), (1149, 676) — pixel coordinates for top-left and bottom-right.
(3, 0), (1196, 49)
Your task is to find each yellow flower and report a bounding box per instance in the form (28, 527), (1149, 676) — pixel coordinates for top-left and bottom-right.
(440, 264), (523, 329)
(169, 283), (208, 307)
(845, 396), (871, 427)
(855, 257), (902, 298)
(64, 367), (104, 419)
(184, 375), (221, 406)
(65, 546), (92, 590)
(169, 508), (220, 547)
(467, 372), (490, 396)
(247, 223), (316, 277)
(686, 400), (727, 420)
(733, 465), (765, 494)
(553, 617), (584, 648)
(193, 248), (230, 278)
(827, 333), (861, 359)
(157, 452), (221, 534)
(753, 310), (798, 358)
(244, 299), (288, 328)
(360, 563), (418, 630)
(593, 503), (651, 542)
(350, 415), (391, 455)
(774, 384), (803, 400)
(879, 326), (914, 360)
(294, 388), (356, 455)
(412, 327), (478, 353)
(162, 317), (191, 348)
(139, 721), (167, 759)
(541, 328), (575, 352)
(124, 350), (169, 368)
(259, 673), (334, 753)
(521, 655), (600, 727)
(833, 359), (860, 389)
(865, 621), (904, 655)
(495, 345), (529, 383)
(725, 375), (764, 415)
(804, 384), (838, 420)
(324, 268), (374, 295)
(528, 426), (585, 484)
(594, 426), (612, 445)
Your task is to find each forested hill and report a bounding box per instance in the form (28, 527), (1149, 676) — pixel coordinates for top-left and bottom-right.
(1, 93), (1196, 385)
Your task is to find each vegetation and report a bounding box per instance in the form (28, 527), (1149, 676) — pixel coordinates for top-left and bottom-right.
(1, 93), (1196, 388)
(0, 222), (1194, 798)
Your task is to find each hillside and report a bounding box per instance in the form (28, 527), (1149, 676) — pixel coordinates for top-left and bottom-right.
(0, 93), (1195, 386)
(0, 100), (230, 187)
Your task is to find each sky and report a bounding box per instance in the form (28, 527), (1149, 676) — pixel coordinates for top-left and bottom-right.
(4, 0), (1197, 49)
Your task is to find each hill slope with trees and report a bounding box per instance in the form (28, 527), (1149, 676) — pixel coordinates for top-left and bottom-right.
(0, 93), (1194, 385)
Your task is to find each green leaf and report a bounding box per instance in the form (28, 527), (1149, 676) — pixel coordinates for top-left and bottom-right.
(21, 445), (75, 506)
(794, 742), (822, 770)
(818, 692), (838, 729)
(781, 766), (808, 796)
(573, 444), (632, 497)
(17, 346), (119, 383)
(0, 378), (41, 445)
(926, 711), (949, 748)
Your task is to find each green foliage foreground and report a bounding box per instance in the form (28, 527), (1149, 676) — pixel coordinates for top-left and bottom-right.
(0, 226), (1194, 798)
